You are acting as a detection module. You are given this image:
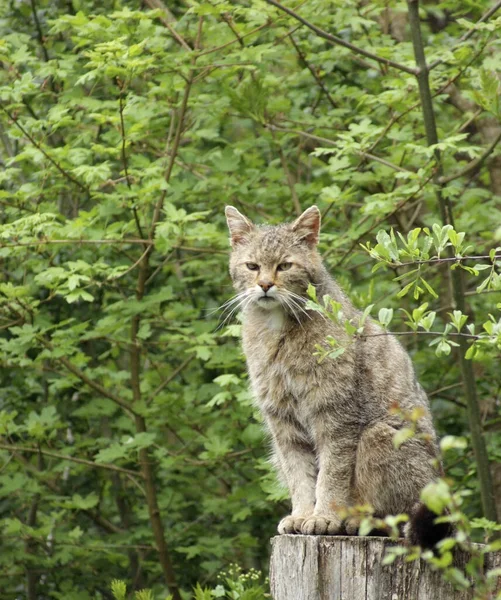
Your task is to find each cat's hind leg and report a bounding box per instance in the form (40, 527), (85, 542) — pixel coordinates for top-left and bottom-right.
(353, 421), (437, 528)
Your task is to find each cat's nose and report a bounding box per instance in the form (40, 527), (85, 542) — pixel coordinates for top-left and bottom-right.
(258, 280), (274, 293)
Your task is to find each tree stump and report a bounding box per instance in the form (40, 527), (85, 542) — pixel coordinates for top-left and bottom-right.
(270, 535), (501, 600)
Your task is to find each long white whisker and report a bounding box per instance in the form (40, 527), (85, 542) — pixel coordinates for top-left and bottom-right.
(216, 292), (253, 331)
(286, 296), (313, 320)
(288, 290), (329, 322)
(217, 301), (245, 331)
(279, 293), (305, 330)
(206, 291), (248, 316)
(217, 292), (250, 320)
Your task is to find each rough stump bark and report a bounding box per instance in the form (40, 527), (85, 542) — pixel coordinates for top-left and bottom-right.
(270, 535), (501, 600)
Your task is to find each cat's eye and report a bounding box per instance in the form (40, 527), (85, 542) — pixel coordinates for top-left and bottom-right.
(277, 262), (292, 272)
(246, 262), (259, 271)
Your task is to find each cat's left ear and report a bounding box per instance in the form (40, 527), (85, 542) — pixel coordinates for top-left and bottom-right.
(292, 206), (321, 246)
(225, 206), (255, 247)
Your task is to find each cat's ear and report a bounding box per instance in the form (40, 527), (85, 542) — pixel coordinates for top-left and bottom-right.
(225, 206), (255, 247)
(292, 206), (321, 246)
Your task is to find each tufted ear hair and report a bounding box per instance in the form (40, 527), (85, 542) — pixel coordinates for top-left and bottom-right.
(291, 206), (321, 246)
(225, 206), (255, 247)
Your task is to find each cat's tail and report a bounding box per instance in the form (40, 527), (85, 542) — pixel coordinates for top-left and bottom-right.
(404, 502), (453, 550)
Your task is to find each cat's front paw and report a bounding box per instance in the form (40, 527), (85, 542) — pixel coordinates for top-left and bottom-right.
(277, 515), (308, 534)
(301, 514), (342, 535)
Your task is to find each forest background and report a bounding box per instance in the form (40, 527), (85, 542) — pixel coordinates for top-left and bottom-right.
(1, 0), (501, 598)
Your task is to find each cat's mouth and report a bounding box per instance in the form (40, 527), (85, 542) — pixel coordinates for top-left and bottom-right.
(256, 295), (279, 307)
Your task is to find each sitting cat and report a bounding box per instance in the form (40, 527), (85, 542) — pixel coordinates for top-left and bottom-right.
(225, 204), (449, 548)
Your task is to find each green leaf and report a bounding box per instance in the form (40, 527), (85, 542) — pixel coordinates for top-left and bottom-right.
(440, 436), (467, 452)
(111, 580), (127, 600)
(421, 480), (451, 514)
(94, 444), (127, 464)
(397, 282), (414, 299)
(378, 307), (393, 327)
(392, 427), (414, 449)
(420, 278), (438, 299)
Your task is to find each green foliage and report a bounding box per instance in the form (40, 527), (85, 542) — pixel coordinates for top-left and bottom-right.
(0, 0), (500, 597)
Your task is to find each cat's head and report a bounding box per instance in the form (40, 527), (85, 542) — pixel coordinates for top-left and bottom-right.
(224, 206), (323, 314)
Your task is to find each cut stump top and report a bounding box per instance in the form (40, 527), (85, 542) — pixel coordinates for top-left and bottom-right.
(270, 535), (501, 600)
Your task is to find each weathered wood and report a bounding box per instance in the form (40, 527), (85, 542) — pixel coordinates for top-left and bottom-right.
(270, 535), (501, 600)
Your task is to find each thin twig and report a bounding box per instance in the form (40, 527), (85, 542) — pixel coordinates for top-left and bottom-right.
(428, 0), (501, 70)
(150, 73), (195, 238)
(328, 170), (436, 265)
(0, 104), (88, 193)
(35, 335), (138, 417)
(11, 449), (125, 534)
(429, 382), (463, 398)
(148, 355), (195, 402)
(0, 444), (142, 477)
(0, 239), (153, 248)
(118, 89), (145, 240)
(385, 254), (500, 267)
(439, 131), (501, 184)
(106, 246), (151, 281)
(265, 0), (417, 75)
(30, 0), (49, 62)
(197, 22), (270, 57)
(143, 0), (192, 51)
(267, 124), (412, 173)
(271, 129), (302, 215)
(288, 34), (337, 109)
(361, 330), (480, 340)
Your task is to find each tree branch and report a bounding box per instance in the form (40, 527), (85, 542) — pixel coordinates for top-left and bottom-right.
(118, 89), (145, 240)
(0, 103), (88, 193)
(288, 34), (337, 109)
(271, 129), (302, 216)
(30, 0), (49, 62)
(428, 0), (501, 70)
(265, 0), (417, 75)
(361, 330), (480, 340)
(148, 354), (195, 402)
(124, 23), (207, 593)
(143, 0), (192, 51)
(266, 124), (412, 173)
(0, 239), (153, 248)
(150, 76), (195, 239)
(381, 254), (501, 268)
(9, 449), (125, 534)
(0, 444), (143, 478)
(407, 0), (498, 524)
(439, 130), (501, 184)
(34, 336), (138, 418)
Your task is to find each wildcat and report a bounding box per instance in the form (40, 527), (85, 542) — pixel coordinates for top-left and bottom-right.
(225, 205), (448, 548)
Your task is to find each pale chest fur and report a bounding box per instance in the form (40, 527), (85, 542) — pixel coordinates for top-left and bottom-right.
(242, 312), (356, 427)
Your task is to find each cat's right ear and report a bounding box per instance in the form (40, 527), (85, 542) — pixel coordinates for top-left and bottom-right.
(225, 206), (255, 247)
